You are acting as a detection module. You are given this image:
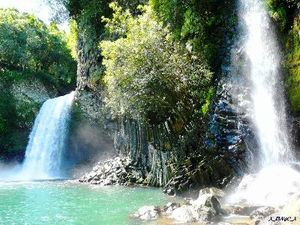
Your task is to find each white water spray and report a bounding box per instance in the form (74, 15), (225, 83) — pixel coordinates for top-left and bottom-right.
(243, 0), (292, 165)
(228, 0), (300, 207)
(19, 92), (75, 180)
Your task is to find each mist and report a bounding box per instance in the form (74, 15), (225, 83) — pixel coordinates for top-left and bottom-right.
(66, 119), (116, 178)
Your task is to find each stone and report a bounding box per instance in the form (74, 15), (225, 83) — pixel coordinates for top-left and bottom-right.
(78, 156), (143, 186)
(165, 187), (175, 196)
(199, 187), (225, 198)
(250, 206), (276, 220)
(231, 205), (261, 216)
(192, 187), (225, 215)
(196, 206), (216, 222)
(133, 206), (160, 221)
(162, 202), (180, 215)
(170, 205), (197, 223)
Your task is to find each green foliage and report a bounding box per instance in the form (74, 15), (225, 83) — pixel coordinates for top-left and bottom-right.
(0, 85), (15, 137)
(47, 0), (144, 39)
(101, 4), (212, 125)
(0, 8), (76, 91)
(67, 19), (78, 60)
(201, 88), (214, 116)
(149, 0), (237, 68)
(267, 0), (300, 113)
(0, 9), (77, 159)
(0, 78), (36, 159)
(285, 19), (300, 112)
(266, 0), (299, 31)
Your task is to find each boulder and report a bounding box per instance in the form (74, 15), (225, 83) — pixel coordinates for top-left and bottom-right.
(168, 188), (227, 224)
(192, 187), (225, 215)
(170, 205), (197, 223)
(162, 202), (180, 216)
(196, 205), (216, 222)
(199, 187), (225, 198)
(79, 156), (146, 186)
(133, 206), (161, 220)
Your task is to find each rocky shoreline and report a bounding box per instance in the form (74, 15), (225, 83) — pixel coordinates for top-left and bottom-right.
(79, 164), (300, 225)
(79, 156), (146, 186)
(132, 187), (300, 225)
(79, 155), (234, 195)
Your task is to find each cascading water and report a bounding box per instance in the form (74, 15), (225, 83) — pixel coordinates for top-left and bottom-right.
(242, 0), (293, 165)
(227, 0), (300, 207)
(19, 92), (75, 180)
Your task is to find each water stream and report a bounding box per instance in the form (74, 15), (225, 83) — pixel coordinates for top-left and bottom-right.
(227, 0), (300, 207)
(20, 92), (75, 180)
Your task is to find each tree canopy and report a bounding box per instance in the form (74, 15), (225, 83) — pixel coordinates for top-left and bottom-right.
(0, 8), (76, 91)
(0, 9), (77, 159)
(101, 3), (212, 126)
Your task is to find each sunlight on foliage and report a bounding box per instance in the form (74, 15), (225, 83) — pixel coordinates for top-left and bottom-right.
(285, 19), (300, 112)
(0, 8), (76, 90)
(101, 3), (212, 124)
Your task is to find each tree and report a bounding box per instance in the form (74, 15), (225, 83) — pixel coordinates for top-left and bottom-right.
(0, 8), (76, 91)
(149, 0), (236, 69)
(101, 3), (212, 125)
(0, 9), (77, 159)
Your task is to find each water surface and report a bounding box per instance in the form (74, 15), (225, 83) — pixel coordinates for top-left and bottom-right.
(0, 181), (171, 225)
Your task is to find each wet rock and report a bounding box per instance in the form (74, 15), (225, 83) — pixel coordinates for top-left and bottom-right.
(199, 187), (225, 198)
(162, 202), (181, 215)
(170, 205), (197, 223)
(196, 206), (217, 222)
(163, 156), (234, 195)
(79, 156), (147, 186)
(230, 205), (261, 215)
(250, 206), (276, 220)
(166, 187), (227, 224)
(133, 206), (161, 220)
(192, 187), (225, 215)
(164, 187), (175, 196)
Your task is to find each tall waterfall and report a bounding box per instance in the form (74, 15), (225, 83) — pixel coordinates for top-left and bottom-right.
(242, 0), (293, 166)
(227, 0), (300, 206)
(20, 92), (75, 180)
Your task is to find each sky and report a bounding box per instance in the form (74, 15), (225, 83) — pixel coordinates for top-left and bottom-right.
(0, 0), (68, 31)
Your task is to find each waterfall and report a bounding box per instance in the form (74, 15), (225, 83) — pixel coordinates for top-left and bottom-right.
(227, 0), (300, 206)
(241, 0), (293, 166)
(20, 92), (75, 180)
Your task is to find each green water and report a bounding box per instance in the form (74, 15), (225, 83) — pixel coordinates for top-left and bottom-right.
(0, 181), (171, 225)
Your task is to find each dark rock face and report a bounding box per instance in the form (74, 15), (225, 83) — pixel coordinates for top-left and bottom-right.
(112, 119), (173, 187)
(74, 21), (238, 191)
(0, 77), (57, 161)
(76, 81), (173, 187)
(163, 155), (233, 195)
(76, 33), (102, 91)
(207, 79), (255, 175)
(79, 157), (146, 186)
